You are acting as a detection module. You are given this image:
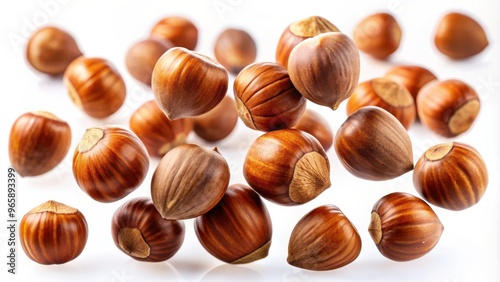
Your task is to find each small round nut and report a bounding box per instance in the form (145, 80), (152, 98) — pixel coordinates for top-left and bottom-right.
(125, 38), (173, 85)
(353, 12), (402, 59)
(214, 28), (257, 75)
(150, 16), (198, 50)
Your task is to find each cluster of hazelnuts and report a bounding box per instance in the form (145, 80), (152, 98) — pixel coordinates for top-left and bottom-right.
(10, 10), (489, 272)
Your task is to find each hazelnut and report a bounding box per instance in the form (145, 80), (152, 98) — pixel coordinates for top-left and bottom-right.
(9, 111), (71, 177)
(288, 32), (360, 110)
(353, 12), (402, 59)
(151, 144), (230, 220)
(150, 16), (198, 50)
(288, 205), (361, 271)
(214, 28), (257, 74)
(417, 79), (480, 137)
(195, 184), (272, 264)
(20, 200), (88, 265)
(292, 109), (333, 151)
(384, 65), (438, 119)
(64, 57), (126, 118)
(233, 62), (306, 131)
(346, 78), (416, 129)
(369, 192), (444, 261)
(434, 12), (489, 59)
(26, 26), (82, 75)
(130, 100), (193, 157)
(152, 47), (228, 120)
(413, 142), (488, 211)
(73, 126), (149, 203)
(335, 106), (413, 180)
(192, 95), (238, 142)
(276, 15), (339, 68)
(112, 197), (185, 262)
(243, 129), (330, 205)
(125, 38), (174, 85)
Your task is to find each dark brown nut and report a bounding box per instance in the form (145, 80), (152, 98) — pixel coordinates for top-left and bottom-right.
(192, 95), (238, 142)
(112, 197), (185, 262)
(195, 184), (272, 264)
(233, 62), (306, 131)
(292, 109), (333, 151)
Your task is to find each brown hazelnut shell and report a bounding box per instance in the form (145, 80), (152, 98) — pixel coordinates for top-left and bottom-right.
(9, 111), (71, 177)
(292, 109), (333, 151)
(150, 16), (198, 50)
(369, 192), (444, 261)
(214, 28), (257, 74)
(288, 205), (361, 271)
(353, 12), (402, 59)
(73, 126), (149, 203)
(413, 142), (488, 211)
(233, 62), (306, 131)
(125, 38), (174, 85)
(111, 197), (185, 262)
(64, 57), (126, 118)
(195, 184), (272, 264)
(243, 129), (330, 205)
(192, 95), (238, 142)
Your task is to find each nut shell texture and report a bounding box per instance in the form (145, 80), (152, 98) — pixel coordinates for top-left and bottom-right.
(335, 106), (413, 180)
(287, 205), (361, 271)
(413, 142), (488, 211)
(292, 109), (333, 151)
(125, 38), (173, 85)
(192, 95), (238, 142)
(195, 184), (272, 264)
(9, 112), (71, 177)
(353, 13), (402, 59)
(152, 47), (228, 120)
(20, 201), (88, 265)
(369, 192), (444, 261)
(243, 129), (330, 205)
(130, 100), (192, 157)
(26, 26), (82, 75)
(214, 28), (257, 74)
(288, 32), (360, 110)
(112, 197), (185, 262)
(151, 144), (230, 220)
(276, 16), (339, 68)
(233, 62), (306, 131)
(73, 127), (149, 203)
(64, 57), (126, 118)
(417, 79), (480, 137)
(150, 16), (198, 50)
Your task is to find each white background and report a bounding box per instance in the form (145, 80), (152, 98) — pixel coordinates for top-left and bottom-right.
(1, 0), (499, 281)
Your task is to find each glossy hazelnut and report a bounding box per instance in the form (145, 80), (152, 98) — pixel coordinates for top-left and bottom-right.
(335, 106), (413, 180)
(417, 79), (480, 137)
(214, 28), (257, 74)
(73, 126), (149, 203)
(125, 38), (174, 85)
(150, 16), (198, 50)
(346, 78), (416, 129)
(112, 197), (185, 262)
(413, 142), (488, 211)
(384, 65), (438, 118)
(192, 95), (238, 142)
(64, 57), (126, 118)
(195, 184), (272, 264)
(292, 109), (333, 151)
(152, 47), (228, 120)
(26, 26), (82, 75)
(276, 16), (339, 68)
(20, 200), (88, 265)
(369, 192), (444, 261)
(288, 32), (360, 110)
(130, 100), (193, 157)
(9, 111), (71, 177)
(288, 205), (361, 271)
(151, 144), (230, 220)
(353, 12), (402, 59)
(233, 62), (306, 131)
(434, 12), (489, 59)
(243, 129), (330, 205)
